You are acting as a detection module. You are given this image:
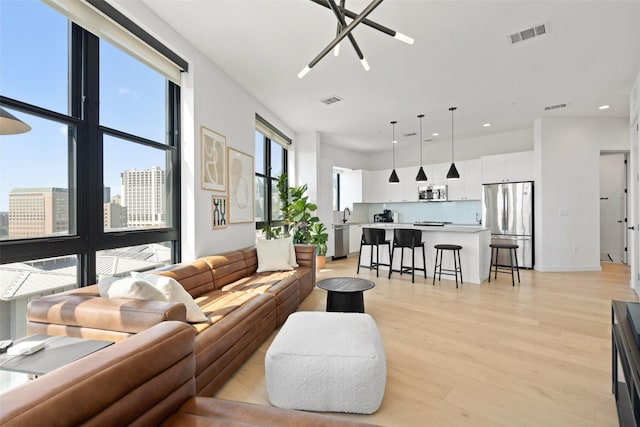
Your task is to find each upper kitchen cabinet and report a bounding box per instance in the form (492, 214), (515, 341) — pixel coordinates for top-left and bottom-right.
(481, 151), (533, 183)
(447, 159), (482, 200)
(362, 169), (393, 203)
(339, 169), (363, 209)
(392, 166), (420, 202)
(424, 162), (449, 186)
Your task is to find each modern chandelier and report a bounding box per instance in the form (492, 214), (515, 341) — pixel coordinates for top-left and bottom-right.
(415, 114), (427, 181)
(388, 121), (399, 183)
(298, 0), (414, 78)
(446, 107), (460, 180)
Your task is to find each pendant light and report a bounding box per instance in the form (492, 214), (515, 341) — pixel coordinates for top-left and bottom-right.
(388, 120), (399, 183)
(0, 107), (31, 135)
(446, 107), (460, 180)
(415, 114), (427, 181)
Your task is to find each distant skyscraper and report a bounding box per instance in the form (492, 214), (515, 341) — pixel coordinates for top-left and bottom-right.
(8, 188), (69, 238)
(103, 187), (111, 204)
(104, 202), (128, 230)
(120, 167), (166, 227)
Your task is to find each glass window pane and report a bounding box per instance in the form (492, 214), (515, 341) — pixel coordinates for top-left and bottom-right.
(0, 1), (69, 115)
(96, 242), (172, 280)
(270, 141), (283, 178)
(0, 255), (78, 340)
(100, 40), (167, 143)
(333, 172), (339, 211)
(0, 109), (76, 240)
(271, 178), (283, 221)
(255, 131), (265, 175)
(255, 176), (267, 223)
(103, 135), (172, 231)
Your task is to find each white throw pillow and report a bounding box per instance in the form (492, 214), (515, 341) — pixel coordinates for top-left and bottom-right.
(287, 237), (299, 268)
(256, 238), (295, 273)
(98, 275), (121, 297)
(105, 278), (167, 301)
(132, 273), (209, 323)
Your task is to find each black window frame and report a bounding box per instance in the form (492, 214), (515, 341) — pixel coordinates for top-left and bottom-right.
(255, 133), (288, 231)
(0, 21), (181, 286)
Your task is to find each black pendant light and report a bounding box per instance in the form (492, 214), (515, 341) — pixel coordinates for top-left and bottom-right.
(415, 114), (427, 181)
(446, 107), (460, 180)
(389, 121), (399, 183)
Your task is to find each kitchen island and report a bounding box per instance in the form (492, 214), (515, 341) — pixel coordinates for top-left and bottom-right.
(356, 223), (491, 284)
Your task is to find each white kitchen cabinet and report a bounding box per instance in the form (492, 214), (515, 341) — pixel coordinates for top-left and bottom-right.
(445, 159), (481, 201)
(339, 169), (363, 209)
(348, 224), (363, 254)
(362, 170), (392, 203)
(392, 166), (420, 202)
(481, 151), (533, 183)
(424, 162), (448, 186)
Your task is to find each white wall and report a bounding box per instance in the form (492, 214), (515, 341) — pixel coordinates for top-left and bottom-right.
(534, 118), (629, 272)
(113, 1), (296, 260)
(630, 71), (640, 293)
(365, 128), (533, 170)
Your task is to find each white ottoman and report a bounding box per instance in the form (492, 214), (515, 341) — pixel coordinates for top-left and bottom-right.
(265, 311), (386, 414)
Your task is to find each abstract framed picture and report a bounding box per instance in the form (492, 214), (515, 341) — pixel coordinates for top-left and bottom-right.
(211, 195), (228, 229)
(227, 147), (254, 223)
(201, 126), (226, 192)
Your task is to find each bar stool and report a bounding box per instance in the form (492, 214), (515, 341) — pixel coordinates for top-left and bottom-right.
(388, 229), (426, 283)
(357, 228), (391, 277)
(488, 242), (520, 286)
(433, 244), (463, 288)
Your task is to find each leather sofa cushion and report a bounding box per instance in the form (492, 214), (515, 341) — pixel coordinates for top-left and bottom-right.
(154, 259), (215, 298)
(191, 289), (265, 334)
(222, 272), (298, 305)
(200, 251), (248, 289)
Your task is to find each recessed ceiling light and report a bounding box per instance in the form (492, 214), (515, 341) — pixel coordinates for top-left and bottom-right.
(598, 104), (611, 110)
(432, 132), (439, 137)
(483, 123), (491, 127)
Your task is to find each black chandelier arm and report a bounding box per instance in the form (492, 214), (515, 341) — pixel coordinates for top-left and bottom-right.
(310, 0), (412, 43)
(327, 0), (365, 61)
(302, 0), (383, 72)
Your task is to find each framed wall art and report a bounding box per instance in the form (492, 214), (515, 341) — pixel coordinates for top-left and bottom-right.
(211, 195), (227, 229)
(227, 147), (254, 223)
(201, 126), (226, 192)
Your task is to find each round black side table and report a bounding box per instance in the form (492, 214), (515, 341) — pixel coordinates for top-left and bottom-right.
(316, 277), (375, 313)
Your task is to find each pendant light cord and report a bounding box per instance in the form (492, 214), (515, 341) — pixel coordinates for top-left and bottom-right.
(449, 107), (457, 162)
(419, 114), (423, 165)
(391, 120), (397, 168)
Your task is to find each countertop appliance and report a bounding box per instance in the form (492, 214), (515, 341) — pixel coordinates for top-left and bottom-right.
(418, 184), (448, 201)
(374, 209), (394, 223)
(482, 181), (534, 268)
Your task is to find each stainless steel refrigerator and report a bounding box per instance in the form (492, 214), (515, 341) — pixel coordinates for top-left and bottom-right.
(482, 182), (534, 268)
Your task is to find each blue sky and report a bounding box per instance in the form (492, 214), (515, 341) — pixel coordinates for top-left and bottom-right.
(0, 0), (167, 211)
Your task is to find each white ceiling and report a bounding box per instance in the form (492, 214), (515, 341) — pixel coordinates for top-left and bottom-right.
(141, 0), (640, 153)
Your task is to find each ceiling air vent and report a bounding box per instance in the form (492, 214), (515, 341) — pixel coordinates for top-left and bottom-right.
(544, 103), (568, 111)
(510, 23), (548, 44)
(320, 96), (343, 105)
(403, 132), (417, 137)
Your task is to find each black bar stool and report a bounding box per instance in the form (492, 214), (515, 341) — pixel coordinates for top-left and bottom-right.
(488, 242), (520, 286)
(388, 229), (426, 283)
(433, 244), (463, 288)
(357, 228), (391, 277)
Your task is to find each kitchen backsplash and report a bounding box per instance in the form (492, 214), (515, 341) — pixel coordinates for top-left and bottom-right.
(355, 200), (482, 224)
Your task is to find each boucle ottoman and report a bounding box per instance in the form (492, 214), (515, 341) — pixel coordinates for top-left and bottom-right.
(265, 311), (386, 414)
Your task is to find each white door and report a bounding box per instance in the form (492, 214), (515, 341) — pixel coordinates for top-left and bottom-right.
(600, 153), (627, 263)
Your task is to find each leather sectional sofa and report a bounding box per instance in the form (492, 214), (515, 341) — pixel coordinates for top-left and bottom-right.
(1, 321), (376, 426)
(26, 245), (316, 396)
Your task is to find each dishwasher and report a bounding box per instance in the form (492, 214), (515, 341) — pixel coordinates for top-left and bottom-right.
(332, 224), (349, 260)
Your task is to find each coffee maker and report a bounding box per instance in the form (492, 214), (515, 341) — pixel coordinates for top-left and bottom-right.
(373, 209), (394, 223)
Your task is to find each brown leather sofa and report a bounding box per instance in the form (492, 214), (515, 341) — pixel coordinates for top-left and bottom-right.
(0, 321), (376, 427)
(26, 245), (316, 396)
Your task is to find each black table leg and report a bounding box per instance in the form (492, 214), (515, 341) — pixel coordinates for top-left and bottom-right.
(326, 291), (365, 313)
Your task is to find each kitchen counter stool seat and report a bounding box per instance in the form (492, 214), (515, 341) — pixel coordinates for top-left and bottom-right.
(488, 242), (520, 286)
(357, 228), (391, 277)
(433, 244), (463, 288)
(388, 229), (426, 283)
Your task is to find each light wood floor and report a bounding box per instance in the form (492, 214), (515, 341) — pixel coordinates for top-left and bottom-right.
(215, 257), (637, 426)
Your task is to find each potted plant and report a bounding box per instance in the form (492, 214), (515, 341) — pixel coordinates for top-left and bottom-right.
(309, 222), (329, 270)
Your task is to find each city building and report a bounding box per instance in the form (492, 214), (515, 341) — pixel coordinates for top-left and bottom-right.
(103, 201), (128, 230)
(8, 188), (68, 239)
(120, 167), (166, 228)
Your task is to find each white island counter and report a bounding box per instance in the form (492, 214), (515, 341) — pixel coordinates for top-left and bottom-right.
(355, 223), (491, 284)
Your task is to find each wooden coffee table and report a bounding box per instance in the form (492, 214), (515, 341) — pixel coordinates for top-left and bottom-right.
(316, 277), (375, 313)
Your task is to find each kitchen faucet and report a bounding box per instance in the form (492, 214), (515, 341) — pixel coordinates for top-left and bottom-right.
(342, 207), (351, 223)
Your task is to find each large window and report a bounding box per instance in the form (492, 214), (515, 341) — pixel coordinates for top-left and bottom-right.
(0, 0), (181, 339)
(254, 117), (290, 230)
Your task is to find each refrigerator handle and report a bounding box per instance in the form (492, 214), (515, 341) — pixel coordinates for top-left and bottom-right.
(502, 188), (507, 232)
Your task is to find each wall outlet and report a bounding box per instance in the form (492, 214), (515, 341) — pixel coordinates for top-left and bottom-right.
(560, 209), (569, 217)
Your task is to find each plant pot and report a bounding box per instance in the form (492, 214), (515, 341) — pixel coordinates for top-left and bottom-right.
(316, 255), (326, 270)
